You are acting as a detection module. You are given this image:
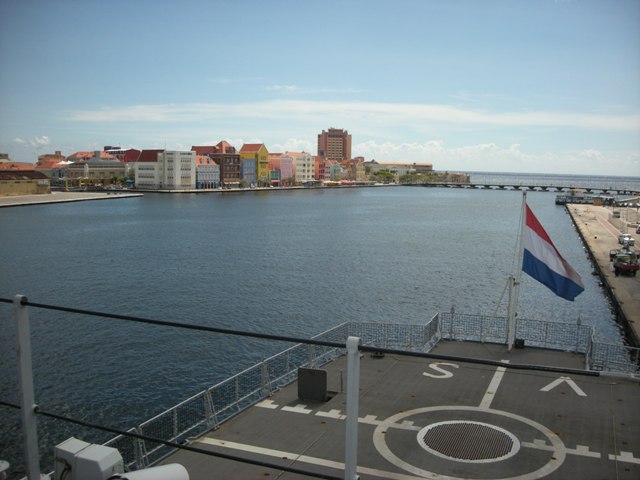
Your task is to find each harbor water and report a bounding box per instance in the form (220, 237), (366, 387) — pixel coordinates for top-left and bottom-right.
(0, 181), (634, 478)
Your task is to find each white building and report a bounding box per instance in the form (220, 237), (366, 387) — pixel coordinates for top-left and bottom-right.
(135, 162), (159, 189)
(135, 150), (196, 190)
(281, 152), (314, 184)
(364, 161), (416, 178)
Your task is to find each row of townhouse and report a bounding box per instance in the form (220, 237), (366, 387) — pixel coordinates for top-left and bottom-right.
(136, 142), (366, 190)
(18, 139), (433, 191)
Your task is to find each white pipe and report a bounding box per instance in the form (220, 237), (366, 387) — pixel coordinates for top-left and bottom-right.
(15, 295), (49, 480)
(344, 336), (361, 480)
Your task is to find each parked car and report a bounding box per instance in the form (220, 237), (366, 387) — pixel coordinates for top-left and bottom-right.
(612, 250), (639, 277)
(618, 234), (635, 246)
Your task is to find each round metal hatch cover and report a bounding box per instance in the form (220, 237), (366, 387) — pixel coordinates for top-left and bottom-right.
(417, 420), (520, 463)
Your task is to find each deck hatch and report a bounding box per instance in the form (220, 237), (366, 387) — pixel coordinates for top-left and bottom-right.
(417, 420), (520, 463)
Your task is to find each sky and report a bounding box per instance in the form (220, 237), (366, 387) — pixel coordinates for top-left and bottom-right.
(1, 0), (639, 175)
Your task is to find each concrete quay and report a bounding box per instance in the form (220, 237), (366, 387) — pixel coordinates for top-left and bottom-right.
(567, 204), (640, 346)
(0, 190), (143, 208)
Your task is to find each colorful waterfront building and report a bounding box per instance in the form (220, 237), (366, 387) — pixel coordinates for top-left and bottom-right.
(341, 157), (366, 181)
(66, 151), (125, 184)
(241, 157), (256, 186)
(324, 160), (342, 181)
(240, 144), (269, 187)
(280, 152), (314, 184)
(211, 141), (241, 188)
(35, 150), (69, 182)
(0, 170), (50, 196)
(268, 153), (283, 186)
(195, 155), (220, 189)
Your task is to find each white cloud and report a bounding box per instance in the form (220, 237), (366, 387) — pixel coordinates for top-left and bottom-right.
(353, 140), (637, 175)
(10, 135), (51, 149)
(578, 149), (605, 161)
(30, 136), (51, 147)
(64, 100), (640, 131)
(270, 138), (314, 154)
(266, 85), (298, 92)
(46, 99), (639, 175)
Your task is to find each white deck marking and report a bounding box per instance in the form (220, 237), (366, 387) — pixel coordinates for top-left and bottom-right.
(315, 409), (345, 420)
(522, 439), (553, 451)
(479, 360), (509, 409)
(523, 441), (602, 458)
(571, 445), (601, 458)
(360, 414), (380, 425)
(540, 376), (587, 396)
(256, 399), (278, 409)
(282, 404), (313, 414)
(372, 405), (566, 480)
(608, 451), (640, 464)
(197, 437), (429, 480)
(422, 362), (459, 378)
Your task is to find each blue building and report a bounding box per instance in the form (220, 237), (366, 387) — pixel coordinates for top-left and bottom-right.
(241, 158), (256, 186)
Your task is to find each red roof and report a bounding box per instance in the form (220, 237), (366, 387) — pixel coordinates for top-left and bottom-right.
(67, 151), (116, 161)
(0, 162), (36, 170)
(123, 149), (141, 163)
(192, 146), (216, 155)
(136, 149), (165, 162)
(240, 143), (263, 153)
(216, 141), (236, 154)
(35, 158), (68, 169)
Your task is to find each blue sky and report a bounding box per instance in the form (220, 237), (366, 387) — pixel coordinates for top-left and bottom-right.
(1, 0), (638, 175)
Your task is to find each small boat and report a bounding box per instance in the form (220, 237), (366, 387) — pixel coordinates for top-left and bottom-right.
(555, 188), (594, 205)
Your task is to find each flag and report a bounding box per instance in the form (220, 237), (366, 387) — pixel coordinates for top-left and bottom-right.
(522, 204), (584, 301)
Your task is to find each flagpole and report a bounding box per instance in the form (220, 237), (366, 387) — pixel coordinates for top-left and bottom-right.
(507, 192), (527, 350)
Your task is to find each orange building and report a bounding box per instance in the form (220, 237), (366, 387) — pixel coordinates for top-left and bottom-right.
(317, 128), (352, 161)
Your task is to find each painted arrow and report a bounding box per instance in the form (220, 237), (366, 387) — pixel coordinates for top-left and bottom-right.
(540, 376), (587, 397)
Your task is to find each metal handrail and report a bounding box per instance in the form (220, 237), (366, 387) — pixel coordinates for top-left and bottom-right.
(6, 296), (638, 474)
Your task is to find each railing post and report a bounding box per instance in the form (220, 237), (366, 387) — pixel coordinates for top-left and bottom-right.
(14, 295), (48, 480)
(260, 362), (270, 397)
(344, 336), (361, 480)
(134, 427), (149, 469)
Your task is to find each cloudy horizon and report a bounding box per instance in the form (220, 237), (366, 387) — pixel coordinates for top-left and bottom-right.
(1, 0), (638, 176)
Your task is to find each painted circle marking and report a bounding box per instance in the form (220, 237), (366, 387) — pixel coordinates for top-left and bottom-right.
(373, 406), (566, 480)
(417, 420), (520, 463)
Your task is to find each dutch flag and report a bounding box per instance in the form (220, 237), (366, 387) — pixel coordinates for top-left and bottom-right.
(522, 204), (585, 301)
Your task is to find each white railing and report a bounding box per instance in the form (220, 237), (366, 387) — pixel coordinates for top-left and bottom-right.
(105, 312), (640, 470)
(103, 319), (441, 469)
(8, 296), (638, 477)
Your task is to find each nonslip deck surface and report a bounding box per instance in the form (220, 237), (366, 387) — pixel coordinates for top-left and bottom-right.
(164, 341), (640, 479)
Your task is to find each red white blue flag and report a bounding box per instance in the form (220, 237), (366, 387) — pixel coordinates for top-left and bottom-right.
(522, 204), (584, 301)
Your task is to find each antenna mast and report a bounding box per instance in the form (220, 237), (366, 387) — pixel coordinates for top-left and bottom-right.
(507, 192), (527, 350)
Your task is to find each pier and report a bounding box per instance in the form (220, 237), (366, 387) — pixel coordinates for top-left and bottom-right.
(0, 191), (143, 208)
(567, 204), (640, 346)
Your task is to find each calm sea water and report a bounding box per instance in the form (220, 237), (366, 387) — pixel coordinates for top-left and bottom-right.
(0, 182), (628, 477)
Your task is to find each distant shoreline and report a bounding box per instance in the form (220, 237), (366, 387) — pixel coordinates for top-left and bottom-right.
(0, 191), (143, 208)
(135, 183), (397, 194)
(0, 183), (399, 208)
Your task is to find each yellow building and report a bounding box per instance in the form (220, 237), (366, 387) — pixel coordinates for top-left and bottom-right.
(0, 170), (51, 196)
(240, 144), (269, 186)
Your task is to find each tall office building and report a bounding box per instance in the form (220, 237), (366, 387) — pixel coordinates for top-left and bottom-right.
(317, 128), (351, 161)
